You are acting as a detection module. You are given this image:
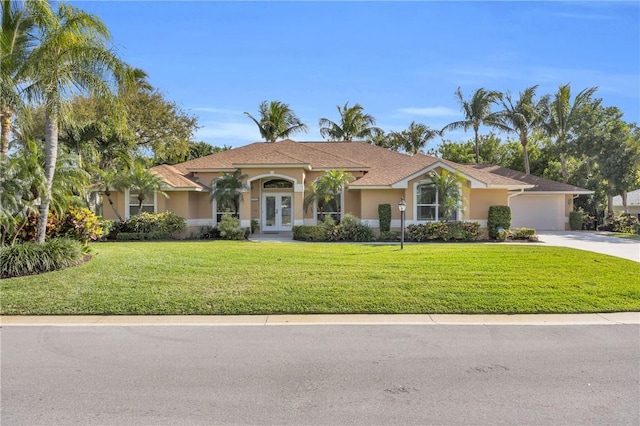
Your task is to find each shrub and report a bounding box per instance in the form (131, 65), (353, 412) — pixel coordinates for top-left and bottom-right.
(496, 229), (509, 242)
(377, 230), (400, 241)
(198, 225), (221, 240)
(598, 213), (638, 233)
(378, 204), (391, 232)
(157, 212), (187, 235)
(0, 238), (84, 278)
(115, 232), (171, 241)
(488, 206), (511, 239)
(347, 224), (374, 242)
(512, 228), (536, 240)
(569, 211), (583, 231)
(59, 207), (103, 244)
(217, 214), (245, 240)
(101, 219), (118, 240)
(293, 225), (327, 241)
(406, 221), (481, 242)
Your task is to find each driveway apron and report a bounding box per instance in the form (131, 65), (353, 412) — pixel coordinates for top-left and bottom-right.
(537, 231), (640, 262)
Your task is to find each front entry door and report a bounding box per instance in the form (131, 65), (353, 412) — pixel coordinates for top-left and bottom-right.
(263, 194), (293, 232)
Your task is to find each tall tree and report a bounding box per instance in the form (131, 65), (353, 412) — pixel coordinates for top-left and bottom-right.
(441, 87), (504, 164)
(244, 100), (308, 142)
(495, 86), (547, 174)
(0, 0), (52, 157)
(390, 121), (441, 155)
(209, 170), (248, 215)
(19, 1), (131, 242)
(540, 84), (598, 183)
(319, 102), (382, 141)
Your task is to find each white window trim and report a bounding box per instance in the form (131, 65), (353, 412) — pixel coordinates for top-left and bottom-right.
(413, 180), (461, 222)
(125, 189), (157, 219)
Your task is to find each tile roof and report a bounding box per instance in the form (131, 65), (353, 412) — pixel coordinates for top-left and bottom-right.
(150, 139), (592, 193)
(468, 165), (593, 193)
(151, 164), (205, 190)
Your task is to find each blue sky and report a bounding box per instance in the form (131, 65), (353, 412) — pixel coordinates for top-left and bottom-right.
(71, 1), (639, 149)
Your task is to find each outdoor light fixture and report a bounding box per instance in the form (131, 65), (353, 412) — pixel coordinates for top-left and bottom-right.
(398, 198), (406, 250)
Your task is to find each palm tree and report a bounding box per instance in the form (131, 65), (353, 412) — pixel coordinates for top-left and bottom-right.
(244, 100), (308, 142)
(319, 102), (382, 141)
(494, 86), (547, 174)
(541, 84), (598, 183)
(390, 122), (441, 155)
(209, 170), (248, 215)
(19, 2), (132, 242)
(428, 169), (464, 221)
(441, 87), (504, 164)
(0, 0), (52, 157)
(303, 169), (354, 220)
(125, 162), (168, 214)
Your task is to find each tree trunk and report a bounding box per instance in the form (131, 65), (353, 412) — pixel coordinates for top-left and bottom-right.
(622, 190), (628, 214)
(104, 189), (124, 221)
(473, 127), (480, 165)
(560, 153), (568, 183)
(521, 135), (531, 175)
(36, 108), (59, 243)
(0, 108), (13, 157)
(607, 195), (614, 214)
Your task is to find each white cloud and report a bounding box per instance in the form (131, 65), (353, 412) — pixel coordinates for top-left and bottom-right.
(398, 106), (459, 117)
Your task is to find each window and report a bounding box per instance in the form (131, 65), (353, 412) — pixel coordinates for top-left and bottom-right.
(416, 181), (458, 221)
(317, 194), (342, 223)
(263, 179), (293, 189)
(215, 199), (238, 223)
(129, 192), (156, 217)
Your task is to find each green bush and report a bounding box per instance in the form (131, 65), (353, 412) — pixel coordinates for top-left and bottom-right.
(377, 231), (400, 241)
(293, 225), (328, 241)
(512, 228), (536, 240)
(496, 229), (509, 241)
(115, 232), (171, 241)
(101, 219), (118, 240)
(118, 212), (186, 237)
(347, 224), (374, 242)
(217, 214), (245, 240)
(405, 221), (481, 242)
(598, 213), (638, 234)
(198, 225), (221, 239)
(569, 211), (583, 231)
(0, 239), (84, 278)
(378, 204), (391, 232)
(59, 207), (103, 244)
(488, 206), (511, 239)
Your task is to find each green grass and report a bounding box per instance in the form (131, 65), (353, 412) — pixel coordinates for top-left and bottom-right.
(605, 233), (640, 241)
(1, 241), (639, 315)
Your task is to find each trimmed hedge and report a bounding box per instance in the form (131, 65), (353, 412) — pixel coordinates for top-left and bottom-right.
(406, 221), (481, 242)
(115, 232), (172, 241)
(569, 211), (583, 231)
(293, 225), (328, 241)
(488, 206), (511, 239)
(512, 227), (537, 240)
(378, 204), (391, 232)
(0, 239), (84, 279)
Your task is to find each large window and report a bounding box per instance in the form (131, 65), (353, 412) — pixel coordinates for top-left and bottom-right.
(416, 181), (457, 221)
(129, 192), (156, 217)
(317, 195), (342, 223)
(263, 179), (293, 189)
(215, 199), (238, 223)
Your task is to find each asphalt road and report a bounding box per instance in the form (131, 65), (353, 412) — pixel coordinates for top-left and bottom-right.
(1, 324), (639, 425)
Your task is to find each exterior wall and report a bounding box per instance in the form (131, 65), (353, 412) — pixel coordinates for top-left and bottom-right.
(359, 189), (406, 229)
(164, 191), (189, 217)
(468, 189), (509, 223)
(344, 189), (361, 218)
(101, 191), (125, 221)
(564, 194), (573, 230)
(191, 192), (212, 219)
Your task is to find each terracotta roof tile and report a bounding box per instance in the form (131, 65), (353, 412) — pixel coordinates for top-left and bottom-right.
(151, 164), (205, 190)
(468, 164), (593, 192)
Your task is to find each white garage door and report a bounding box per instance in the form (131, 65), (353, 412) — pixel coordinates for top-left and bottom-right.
(510, 195), (565, 231)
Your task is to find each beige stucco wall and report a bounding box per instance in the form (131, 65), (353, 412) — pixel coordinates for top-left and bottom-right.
(360, 189), (406, 221)
(163, 192), (188, 217)
(468, 189), (509, 221)
(101, 191), (125, 221)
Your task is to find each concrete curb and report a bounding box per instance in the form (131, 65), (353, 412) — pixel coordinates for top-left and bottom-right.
(1, 312), (638, 326)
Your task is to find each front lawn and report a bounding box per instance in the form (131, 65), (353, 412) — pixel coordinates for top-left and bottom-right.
(1, 241), (638, 315)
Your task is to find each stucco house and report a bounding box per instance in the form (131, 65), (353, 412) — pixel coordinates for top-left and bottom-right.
(612, 189), (640, 217)
(102, 139), (593, 234)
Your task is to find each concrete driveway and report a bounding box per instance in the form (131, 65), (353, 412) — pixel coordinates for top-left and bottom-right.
(537, 231), (640, 262)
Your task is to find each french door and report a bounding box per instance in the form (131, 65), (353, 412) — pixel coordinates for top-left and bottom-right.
(263, 194), (293, 232)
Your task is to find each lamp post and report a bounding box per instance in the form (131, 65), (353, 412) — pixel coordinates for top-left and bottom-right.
(398, 197), (406, 250)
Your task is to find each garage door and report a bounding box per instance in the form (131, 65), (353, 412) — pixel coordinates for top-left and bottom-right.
(510, 195), (564, 230)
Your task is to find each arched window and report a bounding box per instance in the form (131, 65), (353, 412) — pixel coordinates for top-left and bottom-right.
(263, 179), (293, 189)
